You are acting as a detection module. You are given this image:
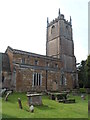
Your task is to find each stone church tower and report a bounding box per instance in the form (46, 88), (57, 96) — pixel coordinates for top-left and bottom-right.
(46, 9), (78, 88)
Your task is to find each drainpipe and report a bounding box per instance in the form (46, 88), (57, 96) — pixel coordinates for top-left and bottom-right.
(46, 70), (48, 90)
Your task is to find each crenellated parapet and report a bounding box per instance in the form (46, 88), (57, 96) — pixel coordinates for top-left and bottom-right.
(47, 8), (72, 27)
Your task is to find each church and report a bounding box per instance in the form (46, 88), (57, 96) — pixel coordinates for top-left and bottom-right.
(0, 9), (78, 92)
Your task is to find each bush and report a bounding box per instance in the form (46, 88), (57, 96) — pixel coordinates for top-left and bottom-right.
(79, 88), (86, 93)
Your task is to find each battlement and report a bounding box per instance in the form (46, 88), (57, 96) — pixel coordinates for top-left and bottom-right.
(47, 9), (72, 27)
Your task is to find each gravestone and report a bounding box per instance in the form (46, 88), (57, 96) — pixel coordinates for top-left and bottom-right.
(26, 93), (42, 106)
(49, 93), (67, 101)
(63, 99), (75, 103)
(30, 105), (34, 113)
(4, 91), (12, 101)
(18, 98), (22, 109)
(81, 94), (85, 100)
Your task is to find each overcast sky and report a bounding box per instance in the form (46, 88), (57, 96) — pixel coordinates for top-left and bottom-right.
(88, 1), (90, 55)
(0, 0), (88, 63)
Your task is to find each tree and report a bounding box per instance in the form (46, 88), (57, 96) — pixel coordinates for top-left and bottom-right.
(77, 60), (87, 88)
(86, 55), (90, 88)
(78, 55), (90, 88)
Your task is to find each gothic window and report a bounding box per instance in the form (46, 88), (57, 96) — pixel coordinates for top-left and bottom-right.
(46, 62), (49, 67)
(35, 60), (38, 65)
(55, 63), (58, 68)
(60, 74), (67, 86)
(22, 58), (25, 64)
(64, 77), (67, 86)
(61, 75), (64, 85)
(39, 74), (41, 86)
(32, 73), (42, 87)
(37, 73), (38, 86)
(66, 25), (69, 37)
(51, 25), (55, 34)
(66, 25), (68, 29)
(34, 73), (36, 86)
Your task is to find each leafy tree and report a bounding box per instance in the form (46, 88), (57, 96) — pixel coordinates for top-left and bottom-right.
(86, 55), (90, 88)
(78, 55), (90, 88)
(77, 60), (87, 88)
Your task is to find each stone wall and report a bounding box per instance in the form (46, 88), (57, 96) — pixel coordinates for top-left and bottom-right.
(6, 47), (75, 91)
(61, 37), (73, 56)
(6, 48), (13, 72)
(47, 38), (60, 58)
(62, 55), (76, 72)
(1, 46), (76, 92)
(2, 71), (11, 89)
(47, 70), (61, 91)
(46, 13), (77, 88)
(11, 51), (62, 92)
(0, 53), (11, 89)
(13, 53), (61, 68)
(60, 20), (72, 40)
(47, 21), (59, 41)
(15, 68), (46, 92)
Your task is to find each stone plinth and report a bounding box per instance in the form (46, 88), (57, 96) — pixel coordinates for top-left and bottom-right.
(26, 93), (42, 106)
(49, 92), (67, 100)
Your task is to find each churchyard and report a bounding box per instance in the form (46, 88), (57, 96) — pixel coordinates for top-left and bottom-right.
(0, 89), (88, 118)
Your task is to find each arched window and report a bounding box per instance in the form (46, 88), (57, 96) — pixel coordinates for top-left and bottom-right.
(22, 58), (25, 64)
(60, 74), (67, 86)
(32, 73), (42, 87)
(51, 25), (55, 34)
(61, 74), (64, 85)
(35, 60), (38, 65)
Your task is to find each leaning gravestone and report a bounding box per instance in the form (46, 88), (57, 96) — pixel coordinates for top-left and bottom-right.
(4, 91), (12, 101)
(18, 98), (22, 109)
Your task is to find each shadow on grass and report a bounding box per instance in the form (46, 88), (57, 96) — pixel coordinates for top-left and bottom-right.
(2, 113), (17, 118)
(2, 92), (26, 103)
(2, 96), (26, 105)
(36, 104), (55, 110)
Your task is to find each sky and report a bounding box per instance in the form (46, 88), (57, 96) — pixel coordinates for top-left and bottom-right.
(0, 0), (88, 63)
(89, 1), (90, 55)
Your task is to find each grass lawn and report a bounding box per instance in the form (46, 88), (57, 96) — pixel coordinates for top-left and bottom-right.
(1, 92), (88, 118)
(89, 94), (90, 119)
(0, 98), (2, 119)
